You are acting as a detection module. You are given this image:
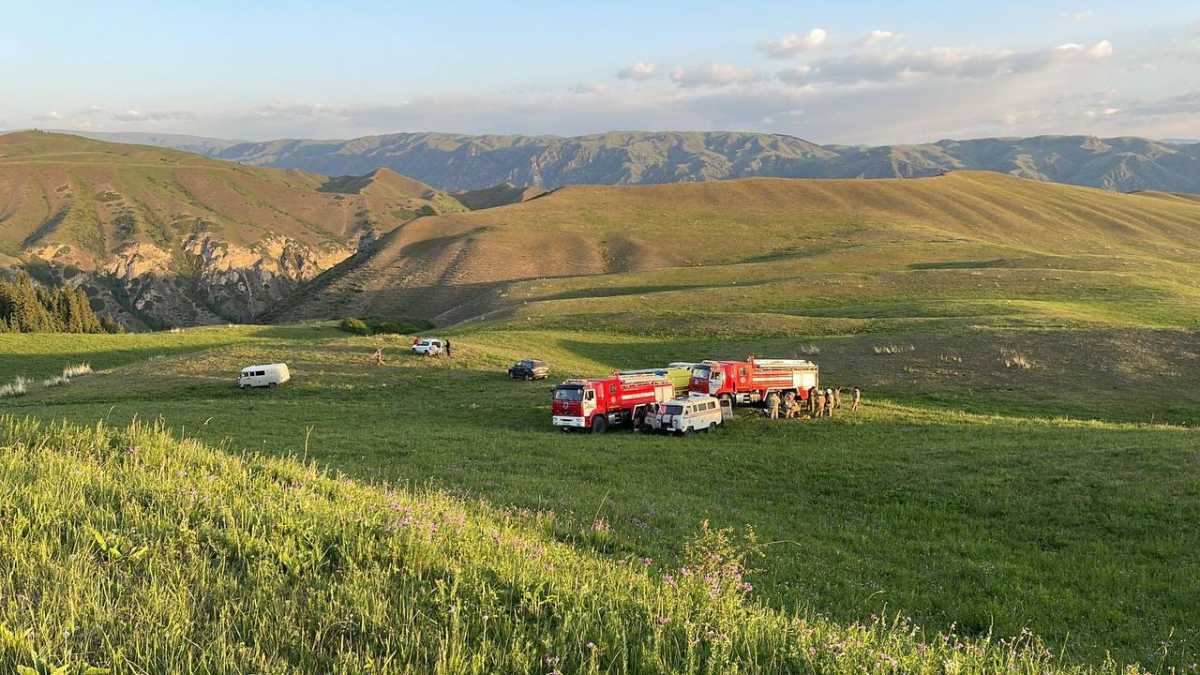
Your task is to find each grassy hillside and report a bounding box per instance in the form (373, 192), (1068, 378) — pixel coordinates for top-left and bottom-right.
(0, 131), (465, 327)
(1, 415), (1132, 674)
(2, 324), (1197, 669)
(272, 171), (1200, 326)
(0, 131), (462, 263)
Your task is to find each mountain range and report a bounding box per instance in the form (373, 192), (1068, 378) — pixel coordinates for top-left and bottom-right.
(70, 130), (1200, 195)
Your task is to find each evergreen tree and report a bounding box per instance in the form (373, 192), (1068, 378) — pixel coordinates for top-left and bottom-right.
(0, 273), (115, 334)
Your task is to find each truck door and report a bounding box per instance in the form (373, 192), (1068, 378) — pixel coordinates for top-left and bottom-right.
(583, 388), (597, 419)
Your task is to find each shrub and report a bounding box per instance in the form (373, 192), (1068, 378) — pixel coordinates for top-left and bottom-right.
(338, 317), (371, 335)
(1001, 348), (1037, 370)
(42, 375), (70, 387)
(0, 377), (30, 398)
(873, 343), (915, 355)
(62, 363), (92, 379)
(796, 343), (821, 356)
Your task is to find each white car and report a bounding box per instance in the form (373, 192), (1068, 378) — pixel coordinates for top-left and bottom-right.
(238, 363), (290, 389)
(411, 338), (445, 356)
(654, 395), (724, 435)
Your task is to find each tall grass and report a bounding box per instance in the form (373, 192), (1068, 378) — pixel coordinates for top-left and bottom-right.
(0, 377), (29, 398)
(0, 417), (1134, 674)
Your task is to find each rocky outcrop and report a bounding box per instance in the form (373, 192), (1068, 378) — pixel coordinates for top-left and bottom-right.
(38, 235), (351, 330)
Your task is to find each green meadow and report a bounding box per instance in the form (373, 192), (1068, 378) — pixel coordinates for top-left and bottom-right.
(2, 318), (1197, 672)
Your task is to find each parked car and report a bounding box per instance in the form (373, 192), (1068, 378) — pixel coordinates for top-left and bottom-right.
(508, 359), (549, 380)
(237, 363), (290, 389)
(650, 395), (723, 435)
(411, 338), (445, 356)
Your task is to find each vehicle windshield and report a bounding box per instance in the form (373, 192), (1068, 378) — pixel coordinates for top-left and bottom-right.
(691, 365), (711, 379)
(554, 387), (583, 401)
(517, 360), (534, 367)
(665, 404), (684, 415)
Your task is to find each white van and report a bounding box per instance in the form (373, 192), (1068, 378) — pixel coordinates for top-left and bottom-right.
(655, 395), (723, 435)
(238, 363), (290, 389)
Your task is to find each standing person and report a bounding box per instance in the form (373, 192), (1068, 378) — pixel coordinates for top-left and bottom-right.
(444, 339), (452, 358)
(766, 391), (780, 420)
(808, 386), (819, 416)
(824, 388), (835, 417)
(782, 391), (796, 418)
(372, 347), (385, 366)
(814, 390), (826, 419)
(834, 387), (843, 410)
(852, 387), (862, 412)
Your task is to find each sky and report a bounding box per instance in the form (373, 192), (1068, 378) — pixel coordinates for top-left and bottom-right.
(2, 0), (1199, 144)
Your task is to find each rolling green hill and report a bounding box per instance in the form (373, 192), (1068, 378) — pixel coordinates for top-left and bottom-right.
(270, 171), (1200, 328)
(0, 131), (464, 328)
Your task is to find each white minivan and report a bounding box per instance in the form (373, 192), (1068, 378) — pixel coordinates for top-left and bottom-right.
(656, 395), (723, 435)
(238, 363), (290, 389)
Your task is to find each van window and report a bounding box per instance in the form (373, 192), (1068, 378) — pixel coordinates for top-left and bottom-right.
(665, 404), (684, 415)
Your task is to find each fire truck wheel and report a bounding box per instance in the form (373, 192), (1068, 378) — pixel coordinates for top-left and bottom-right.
(591, 416), (608, 434)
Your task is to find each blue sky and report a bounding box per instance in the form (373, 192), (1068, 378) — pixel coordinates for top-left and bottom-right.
(2, 1), (1198, 142)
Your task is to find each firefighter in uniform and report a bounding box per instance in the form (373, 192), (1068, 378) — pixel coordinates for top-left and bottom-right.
(825, 388), (835, 417)
(782, 391), (797, 418)
(834, 387), (843, 410)
(372, 347), (385, 366)
(852, 387), (862, 412)
(766, 391), (781, 419)
(814, 389), (826, 418)
(808, 386), (819, 416)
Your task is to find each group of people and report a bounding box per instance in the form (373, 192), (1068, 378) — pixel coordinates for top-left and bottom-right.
(766, 386), (860, 420)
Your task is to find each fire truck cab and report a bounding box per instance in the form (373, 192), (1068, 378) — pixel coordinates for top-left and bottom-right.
(551, 372), (675, 433)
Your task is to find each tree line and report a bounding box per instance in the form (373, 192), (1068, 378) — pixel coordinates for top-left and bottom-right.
(0, 273), (118, 333)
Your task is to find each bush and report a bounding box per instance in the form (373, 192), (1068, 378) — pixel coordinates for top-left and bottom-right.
(0, 377), (30, 398)
(338, 317), (371, 336)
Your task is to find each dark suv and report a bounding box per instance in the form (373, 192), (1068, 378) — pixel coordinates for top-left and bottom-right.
(508, 359), (549, 380)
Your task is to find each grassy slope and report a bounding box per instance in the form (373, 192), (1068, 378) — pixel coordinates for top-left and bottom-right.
(273, 172), (1200, 325)
(2, 325), (1197, 670)
(2, 416), (1119, 674)
(0, 131), (463, 263)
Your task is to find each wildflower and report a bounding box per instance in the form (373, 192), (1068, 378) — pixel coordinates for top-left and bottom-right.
(736, 581), (753, 593)
(663, 573), (676, 587)
(586, 641), (596, 650)
(657, 616), (670, 626)
(640, 556), (653, 566)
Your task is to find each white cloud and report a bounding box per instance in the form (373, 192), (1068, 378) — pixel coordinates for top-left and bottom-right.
(1055, 40), (1113, 59)
(670, 63), (760, 88)
(113, 109), (196, 122)
(617, 62), (659, 81)
(861, 30), (899, 47)
(780, 40), (1114, 86)
(758, 28), (828, 59)
(1063, 9), (1094, 21)
(569, 83), (610, 95)
(33, 111), (63, 122)
(777, 65), (814, 86)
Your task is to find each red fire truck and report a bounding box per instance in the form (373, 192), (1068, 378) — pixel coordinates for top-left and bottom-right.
(552, 371), (676, 433)
(689, 356), (819, 405)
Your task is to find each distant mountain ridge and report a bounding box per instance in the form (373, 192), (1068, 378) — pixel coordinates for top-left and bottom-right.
(83, 130), (1200, 195)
